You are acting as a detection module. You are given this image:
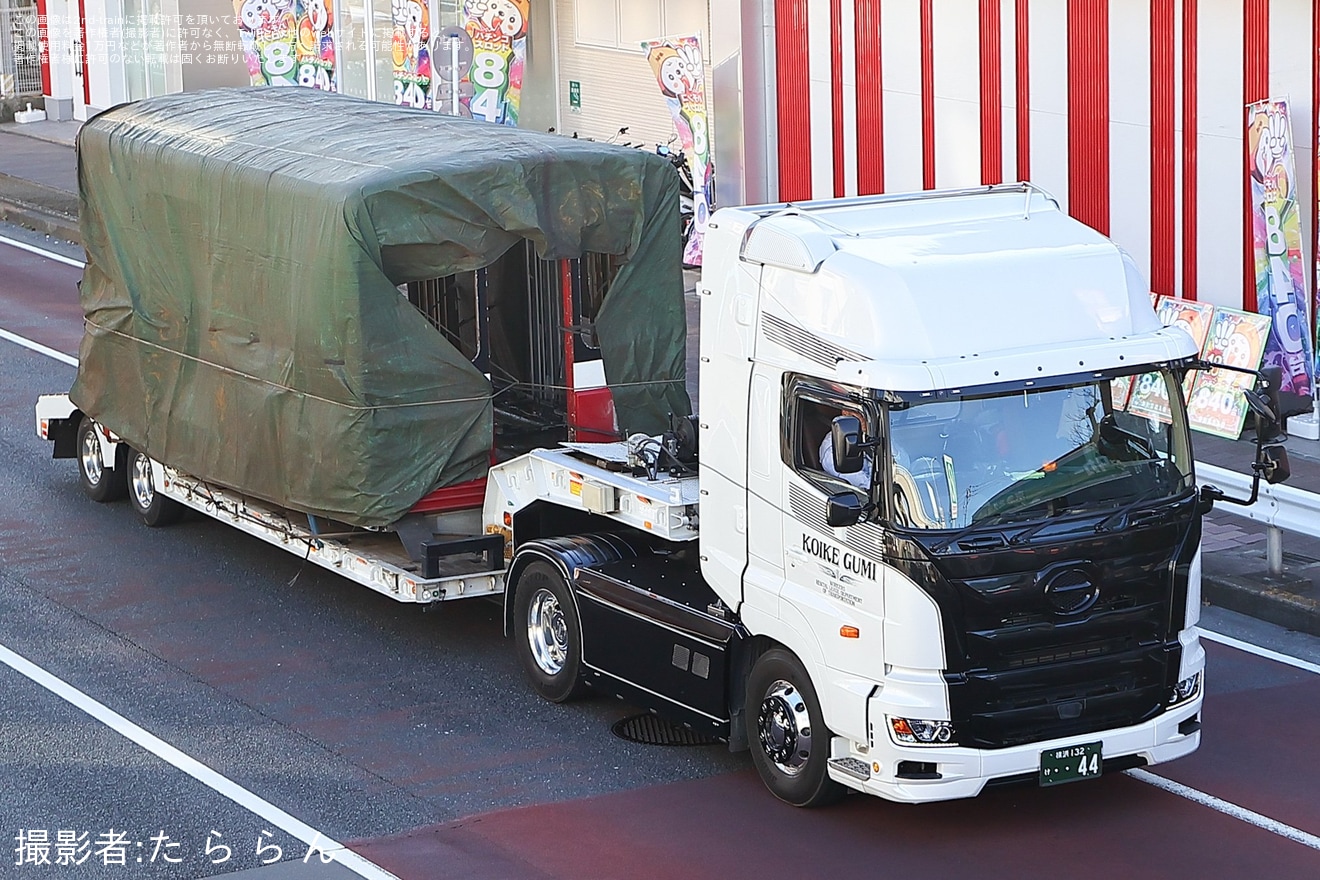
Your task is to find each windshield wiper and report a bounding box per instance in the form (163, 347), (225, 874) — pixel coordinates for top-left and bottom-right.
(1094, 484), (1181, 532)
(928, 508), (1044, 554)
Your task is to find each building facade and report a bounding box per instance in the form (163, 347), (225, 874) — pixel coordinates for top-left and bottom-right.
(718, 0), (1320, 323)
(22, 0), (1320, 325)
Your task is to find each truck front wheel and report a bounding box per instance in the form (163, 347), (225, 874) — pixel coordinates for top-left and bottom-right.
(77, 417), (126, 502)
(514, 561), (587, 703)
(746, 648), (846, 807)
(127, 449), (184, 527)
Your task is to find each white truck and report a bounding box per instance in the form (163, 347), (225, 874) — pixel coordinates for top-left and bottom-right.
(39, 183), (1288, 806)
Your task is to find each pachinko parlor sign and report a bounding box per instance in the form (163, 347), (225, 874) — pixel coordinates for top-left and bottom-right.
(394, 0), (529, 120)
(234, 0), (337, 91)
(1246, 98), (1316, 417)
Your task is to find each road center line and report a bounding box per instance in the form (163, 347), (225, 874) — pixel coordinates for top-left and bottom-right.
(0, 641), (401, 880)
(0, 327), (78, 367)
(1199, 628), (1320, 676)
(1127, 769), (1320, 851)
(0, 233), (86, 269)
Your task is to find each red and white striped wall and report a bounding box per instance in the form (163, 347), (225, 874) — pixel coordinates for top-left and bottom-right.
(738, 0), (1320, 313)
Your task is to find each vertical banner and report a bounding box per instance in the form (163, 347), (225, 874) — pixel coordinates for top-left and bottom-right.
(642, 35), (714, 267)
(1247, 98), (1316, 415)
(1185, 308), (1272, 438)
(459, 0), (529, 125)
(392, 0), (432, 108)
(295, 0), (337, 90)
(234, 0), (299, 86)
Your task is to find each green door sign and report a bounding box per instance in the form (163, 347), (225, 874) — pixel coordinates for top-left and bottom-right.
(569, 80), (581, 110)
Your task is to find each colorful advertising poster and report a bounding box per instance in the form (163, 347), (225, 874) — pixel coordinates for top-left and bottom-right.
(234, 0), (299, 86)
(294, 0), (337, 90)
(458, 0), (529, 125)
(1126, 298), (1216, 423)
(1185, 308), (1271, 438)
(392, 0), (432, 108)
(642, 35), (713, 267)
(1247, 99), (1316, 416)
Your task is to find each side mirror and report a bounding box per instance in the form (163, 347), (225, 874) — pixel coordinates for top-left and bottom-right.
(831, 415), (864, 474)
(1248, 365), (1288, 445)
(1260, 445), (1291, 485)
(826, 491), (864, 527)
(1211, 365), (1292, 506)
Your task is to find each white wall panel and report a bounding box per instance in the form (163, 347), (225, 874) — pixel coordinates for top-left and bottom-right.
(808, 0), (834, 197)
(1024, 2), (1066, 207)
(932, 0), (981, 187)
(1109, 0), (1153, 280)
(881, 0), (923, 193)
(1027, 0), (1068, 207)
(840, 0), (858, 197)
(1195, 0), (1244, 309)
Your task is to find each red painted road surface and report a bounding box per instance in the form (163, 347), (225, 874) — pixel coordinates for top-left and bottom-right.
(0, 239), (83, 356)
(353, 757), (1317, 879)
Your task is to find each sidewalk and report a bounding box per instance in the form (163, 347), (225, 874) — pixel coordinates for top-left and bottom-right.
(1, 121), (1318, 637)
(0, 120), (81, 244)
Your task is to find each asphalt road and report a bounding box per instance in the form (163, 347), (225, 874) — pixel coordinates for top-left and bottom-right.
(2, 223), (1320, 879)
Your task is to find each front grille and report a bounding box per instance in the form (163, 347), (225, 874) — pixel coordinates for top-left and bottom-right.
(953, 647), (1171, 748)
(1001, 637), (1136, 670)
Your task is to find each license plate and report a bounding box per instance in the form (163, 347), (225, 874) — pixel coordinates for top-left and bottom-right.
(1039, 741), (1103, 787)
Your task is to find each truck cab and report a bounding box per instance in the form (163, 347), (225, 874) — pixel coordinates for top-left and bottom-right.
(697, 185), (1211, 803)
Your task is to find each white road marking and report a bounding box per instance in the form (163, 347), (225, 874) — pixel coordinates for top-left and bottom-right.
(0, 642), (402, 880)
(0, 327), (78, 367)
(0, 233), (85, 269)
(1127, 769), (1320, 851)
(1200, 628), (1320, 676)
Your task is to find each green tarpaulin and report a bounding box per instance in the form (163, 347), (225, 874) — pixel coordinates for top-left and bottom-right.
(70, 87), (690, 527)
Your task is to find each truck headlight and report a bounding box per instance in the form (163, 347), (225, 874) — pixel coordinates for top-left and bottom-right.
(1168, 672), (1201, 706)
(889, 716), (955, 745)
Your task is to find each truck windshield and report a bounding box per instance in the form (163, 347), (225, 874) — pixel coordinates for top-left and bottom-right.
(887, 372), (1193, 530)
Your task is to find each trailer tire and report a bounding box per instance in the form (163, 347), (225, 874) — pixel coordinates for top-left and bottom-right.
(746, 648), (846, 808)
(77, 417), (127, 502)
(127, 449), (184, 527)
(514, 561), (587, 703)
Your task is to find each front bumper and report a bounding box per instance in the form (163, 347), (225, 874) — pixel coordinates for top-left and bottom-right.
(830, 688), (1202, 804)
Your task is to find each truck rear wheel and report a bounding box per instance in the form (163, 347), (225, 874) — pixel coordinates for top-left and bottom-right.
(127, 449), (184, 527)
(746, 648), (846, 807)
(514, 561), (587, 703)
(77, 416), (126, 502)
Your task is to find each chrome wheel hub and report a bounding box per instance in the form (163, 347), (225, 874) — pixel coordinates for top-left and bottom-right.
(131, 454), (154, 510)
(527, 587), (569, 676)
(758, 680), (813, 776)
(80, 429), (104, 486)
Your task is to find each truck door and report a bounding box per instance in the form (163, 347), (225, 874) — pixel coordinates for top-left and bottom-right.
(777, 382), (885, 679)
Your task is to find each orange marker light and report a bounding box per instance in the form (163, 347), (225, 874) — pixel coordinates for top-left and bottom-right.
(840, 625), (860, 639)
(1043, 460), (1058, 473)
(891, 718), (914, 737)
(503, 512), (512, 526)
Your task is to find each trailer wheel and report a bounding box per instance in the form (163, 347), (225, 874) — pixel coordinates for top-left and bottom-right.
(77, 417), (126, 502)
(514, 561), (587, 703)
(746, 648), (846, 807)
(127, 449), (183, 527)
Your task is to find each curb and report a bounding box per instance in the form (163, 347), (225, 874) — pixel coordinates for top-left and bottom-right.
(0, 199), (80, 245)
(1203, 571), (1320, 638)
